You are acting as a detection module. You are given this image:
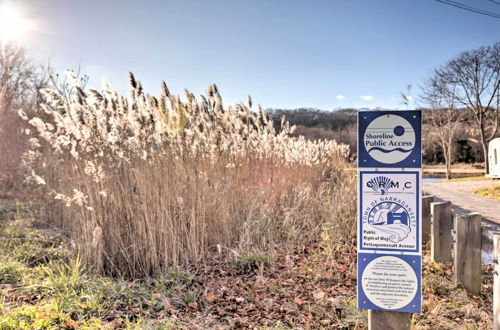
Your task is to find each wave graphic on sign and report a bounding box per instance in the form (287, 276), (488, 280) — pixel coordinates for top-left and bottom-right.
(367, 147), (413, 153)
(368, 148), (412, 164)
(369, 223), (411, 243)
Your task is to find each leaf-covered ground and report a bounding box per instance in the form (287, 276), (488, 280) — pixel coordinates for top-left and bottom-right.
(0, 199), (494, 329)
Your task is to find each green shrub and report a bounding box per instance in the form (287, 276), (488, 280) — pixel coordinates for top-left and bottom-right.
(0, 260), (24, 284)
(231, 253), (273, 274)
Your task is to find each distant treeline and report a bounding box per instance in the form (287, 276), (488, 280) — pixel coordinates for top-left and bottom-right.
(267, 108), (357, 159)
(267, 108), (487, 164)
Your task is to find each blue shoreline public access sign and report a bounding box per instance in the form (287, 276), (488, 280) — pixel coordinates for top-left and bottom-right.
(358, 111), (421, 168)
(357, 110), (422, 314)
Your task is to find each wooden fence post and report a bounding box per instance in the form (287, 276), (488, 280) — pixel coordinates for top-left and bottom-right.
(368, 310), (411, 330)
(422, 195), (434, 246)
(454, 213), (482, 295)
(431, 202), (453, 263)
(494, 234), (500, 330)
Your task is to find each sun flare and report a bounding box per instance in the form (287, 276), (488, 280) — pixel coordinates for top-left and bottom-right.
(0, 3), (33, 42)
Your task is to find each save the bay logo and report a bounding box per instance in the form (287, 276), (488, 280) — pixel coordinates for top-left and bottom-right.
(359, 171), (419, 253)
(364, 114), (415, 164)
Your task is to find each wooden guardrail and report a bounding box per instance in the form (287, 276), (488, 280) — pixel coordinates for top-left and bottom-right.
(424, 195), (500, 327)
(493, 235), (499, 330)
(430, 201), (453, 263)
(454, 213), (482, 295)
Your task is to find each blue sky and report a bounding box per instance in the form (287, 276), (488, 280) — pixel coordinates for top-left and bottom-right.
(12, 0), (500, 109)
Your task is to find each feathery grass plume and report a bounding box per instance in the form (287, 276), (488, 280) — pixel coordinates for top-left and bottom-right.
(88, 89), (104, 103)
(128, 72), (137, 89)
(22, 72), (351, 278)
(161, 80), (170, 98)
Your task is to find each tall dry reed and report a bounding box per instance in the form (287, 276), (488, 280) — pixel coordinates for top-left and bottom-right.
(21, 72), (350, 277)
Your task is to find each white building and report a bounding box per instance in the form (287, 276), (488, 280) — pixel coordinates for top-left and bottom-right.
(487, 137), (500, 178)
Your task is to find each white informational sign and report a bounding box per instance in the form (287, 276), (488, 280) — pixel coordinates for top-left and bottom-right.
(358, 170), (421, 254)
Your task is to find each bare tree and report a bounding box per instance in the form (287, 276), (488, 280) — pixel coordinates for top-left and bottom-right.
(431, 42), (500, 174)
(0, 43), (47, 190)
(421, 79), (463, 179)
(0, 44), (41, 112)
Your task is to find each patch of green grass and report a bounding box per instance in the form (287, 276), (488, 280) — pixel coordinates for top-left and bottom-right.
(0, 200), (188, 327)
(253, 323), (289, 330)
(0, 302), (72, 329)
(0, 253), (186, 326)
(0, 202), (69, 269)
(475, 185), (500, 201)
(122, 318), (179, 329)
(0, 200), (18, 223)
(0, 301), (178, 329)
(7, 240), (65, 267)
(231, 252), (273, 274)
(337, 296), (367, 327)
(0, 260), (26, 284)
(150, 268), (196, 296)
(443, 175), (491, 182)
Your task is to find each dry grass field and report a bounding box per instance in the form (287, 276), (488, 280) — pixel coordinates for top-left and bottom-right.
(20, 73), (351, 278)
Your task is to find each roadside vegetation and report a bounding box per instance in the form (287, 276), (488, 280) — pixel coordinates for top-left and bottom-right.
(0, 198), (494, 329)
(475, 185), (500, 201)
(443, 176), (492, 182)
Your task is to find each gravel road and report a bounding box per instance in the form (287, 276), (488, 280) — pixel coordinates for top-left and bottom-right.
(423, 179), (500, 224)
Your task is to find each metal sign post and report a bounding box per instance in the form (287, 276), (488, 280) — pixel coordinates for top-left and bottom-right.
(357, 110), (422, 324)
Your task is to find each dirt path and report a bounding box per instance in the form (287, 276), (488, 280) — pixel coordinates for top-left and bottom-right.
(423, 179), (500, 224)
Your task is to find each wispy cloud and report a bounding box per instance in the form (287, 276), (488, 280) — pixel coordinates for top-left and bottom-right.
(336, 95), (345, 100)
(361, 95), (373, 101)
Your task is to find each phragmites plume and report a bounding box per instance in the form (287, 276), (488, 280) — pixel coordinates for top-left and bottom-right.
(161, 80), (170, 98)
(41, 89), (65, 108)
(136, 80), (143, 96)
(128, 72), (138, 89)
(25, 73), (348, 167)
(88, 89), (104, 103)
(75, 86), (86, 105)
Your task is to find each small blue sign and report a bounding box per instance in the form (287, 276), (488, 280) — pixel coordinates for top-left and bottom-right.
(358, 110), (421, 168)
(357, 253), (421, 313)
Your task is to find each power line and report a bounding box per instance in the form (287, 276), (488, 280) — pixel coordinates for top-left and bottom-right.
(487, 0), (500, 6)
(436, 0), (500, 18)
(435, 0), (500, 19)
